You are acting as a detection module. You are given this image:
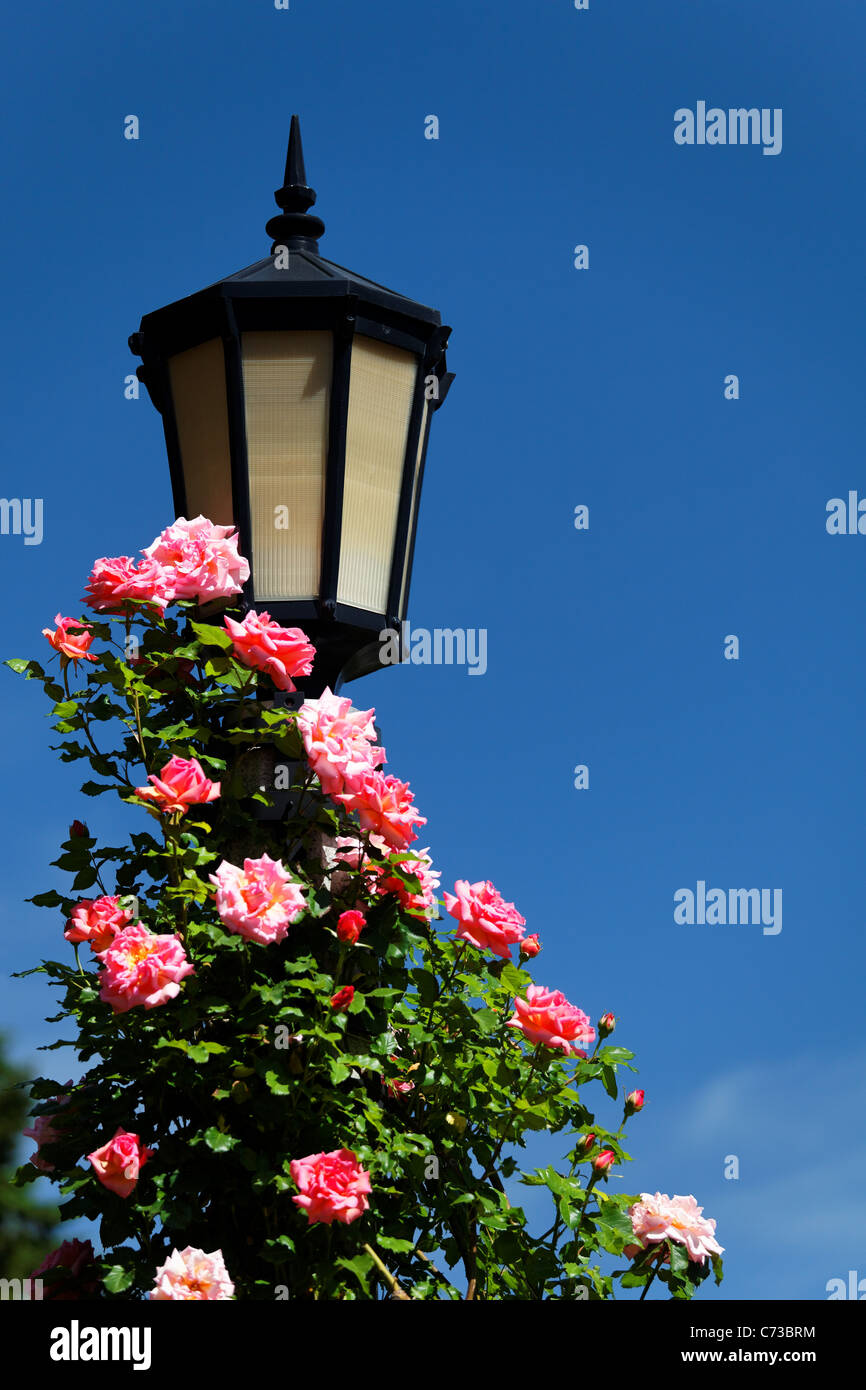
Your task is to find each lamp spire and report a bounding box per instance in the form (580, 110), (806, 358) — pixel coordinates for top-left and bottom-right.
(266, 115), (326, 253)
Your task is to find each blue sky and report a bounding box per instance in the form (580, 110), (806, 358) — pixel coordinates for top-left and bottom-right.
(2, 0), (864, 1299)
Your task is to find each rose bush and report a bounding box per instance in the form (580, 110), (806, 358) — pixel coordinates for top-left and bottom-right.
(8, 516), (724, 1301)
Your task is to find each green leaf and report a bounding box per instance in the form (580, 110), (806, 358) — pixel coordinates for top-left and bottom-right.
(5, 658), (31, 673)
(375, 1235), (416, 1254)
(668, 1239), (689, 1276)
(500, 963), (530, 995)
(601, 1064), (618, 1100)
(336, 1252), (374, 1290)
(204, 1127), (240, 1153)
(191, 622), (233, 650)
(27, 890), (66, 908)
(103, 1265), (136, 1294)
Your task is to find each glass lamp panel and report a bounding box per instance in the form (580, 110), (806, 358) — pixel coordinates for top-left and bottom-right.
(241, 330), (332, 603)
(397, 398), (429, 617)
(338, 337), (419, 614)
(168, 340), (233, 527)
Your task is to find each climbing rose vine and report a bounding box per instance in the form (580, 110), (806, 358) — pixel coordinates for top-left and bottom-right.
(9, 516), (723, 1301)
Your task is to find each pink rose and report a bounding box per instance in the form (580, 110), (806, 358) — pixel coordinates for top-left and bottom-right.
(330, 985), (355, 1012)
(150, 1246), (235, 1300)
(626, 1089), (645, 1115)
(290, 1149), (372, 1226)
(144, 515), (250, 603)
(31, 1239), (98, 1300)
(377, 849), (441, 918)
(224, 610), (316, 692)
(42, 614), (97, 666)
(83, 555), (173, 612)
(87, 1127), (153, 1198)
(23, 1093), (69, 1173)
(64, 895), (133, 954)
(135, 755), (220, 816)
(578, 1133), (596, 1156)
(96, 922), (194, 1012)
(297, 688), (385, 797)
(520, 933), (542, 959)
(627, 1192), (724, 1265)
(443, 880), (526, 959)
(336, 909), (366, 944)
(599, 1012), (616, 1037)
(507, 984), (596, 1056)
(593, 1149), (616, 1175)
(335, 770), (425, 851)
(210, 853), (307, 945)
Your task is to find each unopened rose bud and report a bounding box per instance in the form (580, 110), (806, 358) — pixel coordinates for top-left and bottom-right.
(578, 1133), (596, 1156)
(598, 1012), (615, 1037)
(330, 985), (355, 1013)
(625, 1088), (645, 1116)
(336, 910), (366, 945)
(69, 821), (89, 839)
(519, 933), (541, 959)
(592, 1149), (616, 1175)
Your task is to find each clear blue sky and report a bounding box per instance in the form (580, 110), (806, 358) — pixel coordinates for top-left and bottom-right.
(2, 0), (864, 1300)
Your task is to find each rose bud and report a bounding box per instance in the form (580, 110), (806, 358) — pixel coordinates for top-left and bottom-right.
(336, 909), (366, 945)
(330, 985), (355, 1013)
(592, 1149), (616, 1175)
(598, 1012), (616, 1038)
(578, 1133), (596, 1156)
(625, 1089), (645, 1116)
(69, 821), (89, 839)
(519, 933), (541, 959)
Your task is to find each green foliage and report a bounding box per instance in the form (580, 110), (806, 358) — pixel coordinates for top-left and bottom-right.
(9, 601), (724, 1301)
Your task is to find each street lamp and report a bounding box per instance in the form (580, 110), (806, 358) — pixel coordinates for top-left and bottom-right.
(129, 115), (454, 694)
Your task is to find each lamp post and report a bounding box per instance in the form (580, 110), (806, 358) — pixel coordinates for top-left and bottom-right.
(129, 115), (454, 696)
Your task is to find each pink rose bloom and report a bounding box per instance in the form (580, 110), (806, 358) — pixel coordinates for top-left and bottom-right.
(593, 1149), (616, 1175)
(23, 1096), (68, 1173)
(210, 853), (307, 945)
(83, 555), (173, 612)
(298, 688), (386, 797)
(336, 909), (366, 944)
(64, 895), (134, 954)
(224, 610), (316, 692)
(32, 1239), (98, 1300)
(87, 1127), (153, 1198)
(42, 614), (97, 666)
(97, 922), (194, 1012)
(335, 770), (425, 851)
(290, 1149), (372, 1226)
(520, 933), (542, 959)
(378, 849), (441, 918)
(627, 1192), (724, 1265)
(150, 1246), (235, 1300)
(443, 879), (526, 959)
(135, 755), (220, 816)
(144, 515), (249, 603)
(507, 984), (596, 1056)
